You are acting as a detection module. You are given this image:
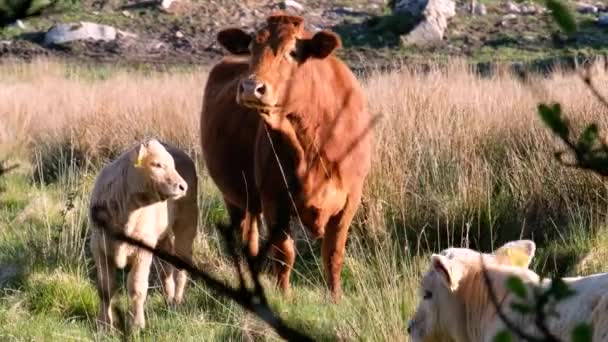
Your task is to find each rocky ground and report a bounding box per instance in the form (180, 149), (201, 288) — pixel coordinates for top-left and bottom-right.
(1, 0), (608, 71)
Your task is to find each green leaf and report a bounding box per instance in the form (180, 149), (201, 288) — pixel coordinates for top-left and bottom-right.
(549, 278), (576, 300)
(571, 323), (593, 342)
(505, 276), (527, 299)
(510, 302), (531, 314)
(577, 124), (599, 152)
(545, 0), (577, 34)
(493, 330), (512, 342)
(538, 103), (569, 139)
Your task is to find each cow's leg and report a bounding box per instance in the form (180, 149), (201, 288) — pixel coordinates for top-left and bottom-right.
(172, 209), (197, 305)
(243, 211), (260, 257)
(127, 249), (153, 330)
(226, 201), (261, 258)
(156, 235), (176, 305)
(321, 193), (361, 302)
(262, 199), (294, 296)
(91, 232), (117, 330)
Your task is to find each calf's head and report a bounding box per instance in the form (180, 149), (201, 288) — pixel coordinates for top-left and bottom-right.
(407, 240), (536, 341)
(131, 139), (187, 201)
(217, 14), (341, 120)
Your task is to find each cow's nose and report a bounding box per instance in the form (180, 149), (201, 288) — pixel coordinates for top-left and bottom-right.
(239, 78), (267, 100)
(407, 320), (413, 335)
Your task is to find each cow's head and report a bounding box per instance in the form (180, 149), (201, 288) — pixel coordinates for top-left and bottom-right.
(130, 139), (188, 201)
(407, 240), (536, 341)
(216, 14), (341, 121)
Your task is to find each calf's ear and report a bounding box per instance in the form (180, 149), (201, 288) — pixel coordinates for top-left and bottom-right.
(132, 143), (148, 168)
(495, 240), (536, 268)
(217, 28), (252, 55)
(431, 254), (463, 291)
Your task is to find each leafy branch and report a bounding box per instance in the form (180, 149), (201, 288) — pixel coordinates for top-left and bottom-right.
(486, 1), (600, 341)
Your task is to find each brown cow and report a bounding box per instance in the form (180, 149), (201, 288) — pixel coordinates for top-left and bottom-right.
(200, 13), (372, 301)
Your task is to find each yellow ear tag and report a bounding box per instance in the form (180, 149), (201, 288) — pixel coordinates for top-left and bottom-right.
(506, 248), (529, 268)
(134, 154), (143, 168)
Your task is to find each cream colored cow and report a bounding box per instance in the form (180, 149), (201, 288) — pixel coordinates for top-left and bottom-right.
(408, 240), (608, 341)
(89, 138), (198, 330)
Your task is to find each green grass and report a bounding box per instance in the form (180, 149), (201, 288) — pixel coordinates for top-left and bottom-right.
(0, 161), (422, 340)
(2, 155), (607, 340)
(4, 59), (608, 340)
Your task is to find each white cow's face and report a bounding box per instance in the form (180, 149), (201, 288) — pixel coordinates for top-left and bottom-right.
(408, 254), (465, 342)
(407, 240), (537, 341)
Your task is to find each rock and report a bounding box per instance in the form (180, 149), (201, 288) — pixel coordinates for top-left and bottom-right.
(160, 0), (177, 11)
(15, 20), (26, 29)
(520, 4), (537, 14)
(400, 0), (456, 46)
(596, 2), (607, 11)
(501, 13), (518, 26)
(280, 0), (304, 12)
(473, 3), (487, 15)
(43, 22), (136, 46)
(505, 1), (521, 13)
(175, 31), (184, 38)
(122, 10), (132, 18)
(576, 2), (598, 13)
(44, 22), (118, 46)
(598, 13), (608, 26)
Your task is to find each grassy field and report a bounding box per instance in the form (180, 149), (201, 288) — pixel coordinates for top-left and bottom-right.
(2, 59), (608, 341)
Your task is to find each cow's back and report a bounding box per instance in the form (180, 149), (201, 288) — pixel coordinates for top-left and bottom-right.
(200, 56), (261, 210)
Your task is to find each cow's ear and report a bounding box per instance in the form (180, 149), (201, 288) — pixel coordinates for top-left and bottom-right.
(431, 254), (463, 291)
(132, 143), (148, 168)
(217, 28), (252, 55)
(300, 30), (341, 60)
(495, 240), (536, 268)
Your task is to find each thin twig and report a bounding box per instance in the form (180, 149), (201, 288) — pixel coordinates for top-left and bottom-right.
(480, 256), (545, 342)
(90, 204), (315, 342)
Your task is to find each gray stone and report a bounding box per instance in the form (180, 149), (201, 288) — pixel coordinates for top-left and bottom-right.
(280, 0), (303, 12)
(577, 2), (598, 13)
(505, 1), (521, 13)
(520, 4), (537, 14)
(598, 13), (608, 26)
(160, 0), (177, 11)
(400, 0), (456, 46)
(473, 3), (487, 15)
(43, 22), (135, 46)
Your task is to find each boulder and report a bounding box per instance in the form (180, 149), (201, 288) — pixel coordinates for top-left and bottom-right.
(43, 22), (134, 46)
(505, 1), (521, 13)
(399, 0), (456, 46)
(280, 0), (303, 12)
(473, 3), (487, 15)
(598, 13), (608, 26)
(160, 0), (177, 11)
(576, 2), (598, 13)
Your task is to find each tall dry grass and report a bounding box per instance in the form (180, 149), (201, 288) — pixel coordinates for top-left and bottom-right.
(2, 58), (608, 255)
(3, 58), (608, 340)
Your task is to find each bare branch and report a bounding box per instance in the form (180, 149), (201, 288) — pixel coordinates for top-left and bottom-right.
(90, 204), (316, 342)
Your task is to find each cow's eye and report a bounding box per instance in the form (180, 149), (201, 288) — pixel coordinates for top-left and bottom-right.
(289, 50), (298, 60)
(151, 162), (163, 168)
(423, 291), (432, 300)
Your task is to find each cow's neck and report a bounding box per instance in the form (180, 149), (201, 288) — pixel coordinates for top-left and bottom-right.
(456, 269), (511, 342)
